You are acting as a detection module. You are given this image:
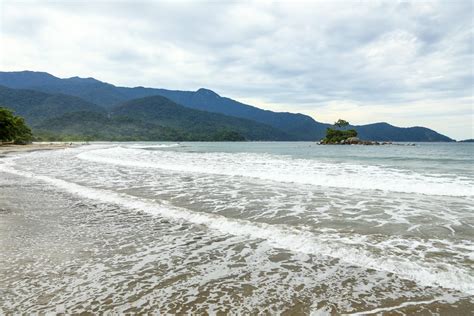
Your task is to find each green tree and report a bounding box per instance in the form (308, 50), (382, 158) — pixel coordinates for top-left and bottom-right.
(0, 107), (33, 144)
(0, 107), (17, 142)
(334, 119), (349, 128)
(321, 118), (358, 144)
(12, 116), (33, 144)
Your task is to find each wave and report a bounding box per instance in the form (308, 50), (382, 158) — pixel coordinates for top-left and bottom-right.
(77, 147), (473, 197)
(1, 159), (473, 295)
(126, 143), (181, 149)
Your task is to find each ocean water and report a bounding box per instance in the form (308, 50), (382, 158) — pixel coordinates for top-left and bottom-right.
(0, 142), (473, 314)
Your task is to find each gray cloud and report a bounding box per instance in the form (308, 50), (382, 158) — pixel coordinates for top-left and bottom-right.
(0, 0), (472, 139)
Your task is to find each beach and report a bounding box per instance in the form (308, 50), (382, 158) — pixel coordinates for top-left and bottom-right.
(0, 142), (473, 314)
(0, 142), (83, 156)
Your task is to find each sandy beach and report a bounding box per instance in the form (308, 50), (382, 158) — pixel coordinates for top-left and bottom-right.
(0, 142), (86, 156)
(0, 142), (472, 314)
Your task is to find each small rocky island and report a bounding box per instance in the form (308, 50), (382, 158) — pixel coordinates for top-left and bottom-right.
(319, 119), (392, 145)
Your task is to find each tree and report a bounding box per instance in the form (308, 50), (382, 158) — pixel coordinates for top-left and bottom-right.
(0, 107), (17, 142)
(321, 118), (358, 144)
(334, 119), (349, 128)
(0, 107), (33, 144)
(12, 116), (33, 144)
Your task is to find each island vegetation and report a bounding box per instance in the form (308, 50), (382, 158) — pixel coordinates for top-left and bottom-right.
(320, 119), (359, 144)
(320, 119), (398, 145)
(0, 107), (33, 144)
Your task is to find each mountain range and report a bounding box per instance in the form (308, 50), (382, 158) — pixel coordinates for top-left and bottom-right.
(0, 71), (454, 142)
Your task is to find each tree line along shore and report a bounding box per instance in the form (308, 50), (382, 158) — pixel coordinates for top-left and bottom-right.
(1, 106), (469, 145)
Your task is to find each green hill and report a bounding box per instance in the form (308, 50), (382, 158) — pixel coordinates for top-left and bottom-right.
(0, 86), (291, 141)
(0, 71), (455, 142)
(112, 95), (292, 141)
(353, 123), (454, 142)
(34, 111), (185, 141)
(0, 85), (105, 126)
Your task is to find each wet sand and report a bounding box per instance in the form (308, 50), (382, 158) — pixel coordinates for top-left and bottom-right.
(1, 170), (472, 314)
(0, 142), (85, 156)
(1, 143), (473, 313)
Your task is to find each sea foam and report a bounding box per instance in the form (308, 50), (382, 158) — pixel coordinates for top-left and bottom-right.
(78, 147), (473, 197)
(1, 158), (473, 295)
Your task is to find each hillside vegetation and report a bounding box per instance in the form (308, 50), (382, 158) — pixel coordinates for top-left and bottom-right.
(0, 86), (290, 141)
(0, 71), (456, 142)
(112, 96), (292, 141)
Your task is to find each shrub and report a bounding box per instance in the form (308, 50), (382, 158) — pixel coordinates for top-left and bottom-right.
(322, 128), (357, 144)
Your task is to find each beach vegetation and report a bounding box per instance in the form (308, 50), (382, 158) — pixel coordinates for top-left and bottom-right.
(0, 107), (33, 144)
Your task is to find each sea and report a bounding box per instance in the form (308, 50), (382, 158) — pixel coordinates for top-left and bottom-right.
(0, 142), (473, 314)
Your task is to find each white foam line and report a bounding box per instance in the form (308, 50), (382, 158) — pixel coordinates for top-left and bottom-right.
(1, 161), (473, 295)
(77, 147), (474, 197)
(345, 298), (441, 315)
(127, 143), (181, 149)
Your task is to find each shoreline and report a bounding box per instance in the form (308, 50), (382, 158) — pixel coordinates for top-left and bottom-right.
(0, 142), (87, 157)
(0, 141), (472, 314)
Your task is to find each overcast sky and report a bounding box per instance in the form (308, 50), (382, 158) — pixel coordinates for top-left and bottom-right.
(1, 0), (472, 139)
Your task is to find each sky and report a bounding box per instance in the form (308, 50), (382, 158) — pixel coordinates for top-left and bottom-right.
(1, 0), (473, 139)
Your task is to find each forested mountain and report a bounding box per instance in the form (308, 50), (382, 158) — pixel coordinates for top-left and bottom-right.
(0, 85), (105, 125)
(112, 96), (292, 141)
(0, 71), (327, 139)
(0, 71), (455, 141)
(34, 111), (187, 141)
(0, 85), (290, 141)
(353, 123), (453, 142)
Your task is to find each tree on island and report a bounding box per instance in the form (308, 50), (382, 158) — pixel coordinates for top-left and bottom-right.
(321, 119), (358, 144)
(334, 119), (349, 128)
(0, 107), (33, 144)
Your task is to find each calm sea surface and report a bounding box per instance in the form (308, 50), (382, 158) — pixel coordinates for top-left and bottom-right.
(1, 142), (473, 314)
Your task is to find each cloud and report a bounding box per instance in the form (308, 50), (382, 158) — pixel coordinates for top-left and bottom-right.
(0, 0), (472, 139)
